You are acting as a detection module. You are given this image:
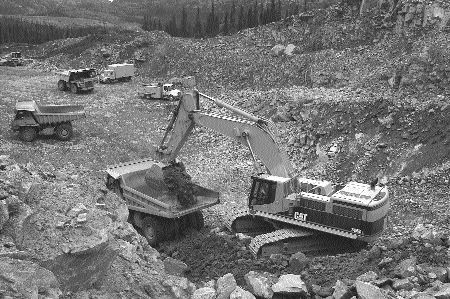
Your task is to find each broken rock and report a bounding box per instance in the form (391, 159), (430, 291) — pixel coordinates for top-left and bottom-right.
(272, 274), (308, 298)
(164, 257), (189, 275)
(289, 251), (309, 271)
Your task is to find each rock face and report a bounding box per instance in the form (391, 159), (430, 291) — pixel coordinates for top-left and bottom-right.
(0, 257), (61, 298)
(41, 240), (119, 292)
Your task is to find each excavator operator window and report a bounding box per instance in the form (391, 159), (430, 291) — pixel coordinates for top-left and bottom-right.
(249, 179), (277, 207)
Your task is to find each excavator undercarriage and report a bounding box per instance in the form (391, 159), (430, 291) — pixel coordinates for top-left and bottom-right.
(224, 209), (366, 257)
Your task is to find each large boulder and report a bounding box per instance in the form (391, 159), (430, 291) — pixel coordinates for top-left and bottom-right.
(284, 44), (298, 56)
(163, 277), (197, 299)
(355, 280), (387, 299)
(230, 286), (256, 299)
(217, 273), (238, 299)
(271, 44), (285, 57)
(244, 271), (276, 299)
(272, 274), (308, 298)
(192, 287), (216, 299)
(434, 283), (450, 299)
(394, 257), (417, 278)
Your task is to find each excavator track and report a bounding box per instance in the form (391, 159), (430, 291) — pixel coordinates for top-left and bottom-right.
(225, 210), (366, 257)
(249, 228), (366, 257)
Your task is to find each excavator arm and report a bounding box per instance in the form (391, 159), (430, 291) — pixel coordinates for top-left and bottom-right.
(158, 91), (294, 178)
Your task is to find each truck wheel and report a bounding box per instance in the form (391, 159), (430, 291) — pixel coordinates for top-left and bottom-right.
(19, 127), (37, 142)
(142, 216), (163, 246)
(58, 80), (66, 91)
(70, 83), (78, 94)
(55, 122), (73, 141)
(190, 211), (204, 231)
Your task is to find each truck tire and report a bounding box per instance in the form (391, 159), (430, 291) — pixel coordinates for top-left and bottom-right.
(55, 122), (73, 141)
(142, 216), (163, 246)
(19, 127), (37, 142)
(190, 211), (205, 231)
(58, 80), (66, 91)
(70, 83), (78, 94)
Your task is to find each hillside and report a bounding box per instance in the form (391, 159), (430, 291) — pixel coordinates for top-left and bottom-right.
(0, 0), (450, 298)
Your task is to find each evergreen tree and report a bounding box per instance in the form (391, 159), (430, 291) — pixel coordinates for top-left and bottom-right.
(194, 7), (202, 38)
(270, 0), (276, 22)
(180, 6), (188, 37)
(247, 7), (253, 28)
(253, 0), (259, 26)
(229, 1), (236, 33)
(222, 11), (229, 35)
(277, 0), (282, 21)
(237, 5), (244, 31)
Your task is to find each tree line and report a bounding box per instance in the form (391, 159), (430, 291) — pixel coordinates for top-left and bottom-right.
(0, 16), (109, 44)
(143, 0), (303, 38)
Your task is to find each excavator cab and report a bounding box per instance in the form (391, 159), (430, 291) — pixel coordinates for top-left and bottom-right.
(248, 177), (277, 207)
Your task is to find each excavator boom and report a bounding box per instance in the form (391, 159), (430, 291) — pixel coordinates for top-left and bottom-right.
(159, 91), (294, 178)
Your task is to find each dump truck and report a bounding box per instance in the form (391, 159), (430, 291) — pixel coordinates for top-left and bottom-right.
(0, 52), (23, 66)
(105, 159), (220, 246)
(99, 63), (134, 83)
(57, 68), (96, 94)
(139, 83), (181, 101)
(11, 100), (86, 142)
(156, 91), (390, 257)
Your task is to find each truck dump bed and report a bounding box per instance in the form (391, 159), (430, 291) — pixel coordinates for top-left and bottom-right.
(16, 101), (86, 124)
(107, 158), (220, 218)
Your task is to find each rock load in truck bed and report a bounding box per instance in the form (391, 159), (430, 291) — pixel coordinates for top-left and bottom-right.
(145, 162), (198, 207)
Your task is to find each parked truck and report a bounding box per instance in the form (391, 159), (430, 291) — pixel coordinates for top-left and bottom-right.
(11, 100), (86, 142)
(105, 159), (220, 245)
(99, 63), (134, 84)
(0, 52), (23, 66)
(138, 83), (181, 101)
(57, 68), (96, 94)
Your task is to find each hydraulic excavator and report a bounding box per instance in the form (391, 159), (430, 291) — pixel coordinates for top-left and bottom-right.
(155, 90), (390, 257)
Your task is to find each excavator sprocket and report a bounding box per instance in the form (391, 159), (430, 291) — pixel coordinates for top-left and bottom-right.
(224, 209), (275, 236)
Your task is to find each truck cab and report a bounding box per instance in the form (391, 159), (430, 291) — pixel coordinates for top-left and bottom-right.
(57, 68), (96, 93)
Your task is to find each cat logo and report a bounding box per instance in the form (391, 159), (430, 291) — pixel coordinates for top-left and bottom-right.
(293, 212), (307, 221)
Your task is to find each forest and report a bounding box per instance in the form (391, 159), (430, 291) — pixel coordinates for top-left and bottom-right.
(142, 0), (304, 38)
(0, 16), (109, 44)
